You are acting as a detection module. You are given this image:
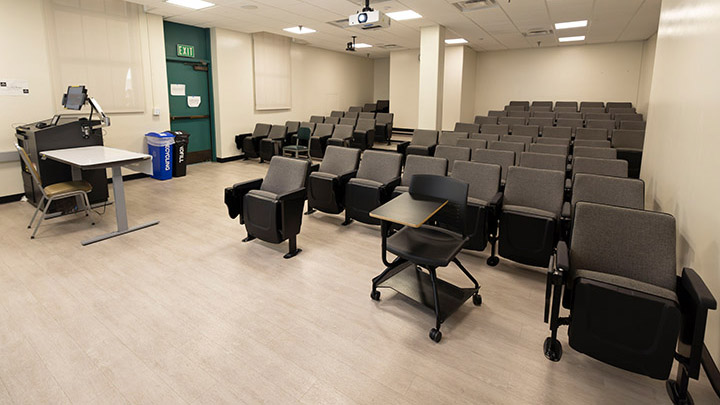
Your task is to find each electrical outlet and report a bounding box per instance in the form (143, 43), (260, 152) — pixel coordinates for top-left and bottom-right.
(153, 107), (161, 116)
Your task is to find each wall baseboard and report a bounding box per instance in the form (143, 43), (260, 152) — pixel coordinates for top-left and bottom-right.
(217, 155), (245, 163)
(0, 193), (24, 205)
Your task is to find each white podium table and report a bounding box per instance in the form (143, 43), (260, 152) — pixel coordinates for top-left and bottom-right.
(41, 146), (158, 245)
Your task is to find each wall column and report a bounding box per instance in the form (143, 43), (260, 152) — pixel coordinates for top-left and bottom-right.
(417, 25), (445, 130)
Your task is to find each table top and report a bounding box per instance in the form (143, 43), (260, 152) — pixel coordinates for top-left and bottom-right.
(41, 146), (151, 169)
(370, 192), (447, 228)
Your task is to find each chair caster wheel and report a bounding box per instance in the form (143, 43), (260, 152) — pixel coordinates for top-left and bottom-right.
(91, 222), (95, 226)
(30, 236), (35, 239)
(27, 226), (31, 229)
(370, 290), (380, 301)
(472, 294), (482, 306)
(543, 337), (562, 361)
(429, 328), (442, 343)
(486, 256), (499, 267)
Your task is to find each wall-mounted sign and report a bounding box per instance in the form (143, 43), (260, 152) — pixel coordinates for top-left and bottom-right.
(177, 44), (195, 58)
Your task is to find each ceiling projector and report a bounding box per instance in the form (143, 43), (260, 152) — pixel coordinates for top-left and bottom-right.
(349, 10), (391, 30)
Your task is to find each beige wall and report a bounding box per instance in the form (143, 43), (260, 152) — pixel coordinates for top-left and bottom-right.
(636, 34), (657, 117)
(373, 58), (389, 101)
(0, 1), (170, 197)
(211, 28), (375, 159)
(641, 0), (720, 360)
(474, 41), (644, 115)
(389, 49), (420, 129)
(442, 45), (477, 130)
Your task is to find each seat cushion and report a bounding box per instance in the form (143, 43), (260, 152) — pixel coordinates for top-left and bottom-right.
(348, 178), (383, 188)
(309, 171), (339, 181)
(387, 225), (467, 267)
(247, 189), (278, 201)
(406, 145), (431, 155)
(502, 204), (556, 220)
(44, 181), (92, 197)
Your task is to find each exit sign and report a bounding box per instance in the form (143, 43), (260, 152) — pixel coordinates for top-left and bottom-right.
(177, 44), (195, 58)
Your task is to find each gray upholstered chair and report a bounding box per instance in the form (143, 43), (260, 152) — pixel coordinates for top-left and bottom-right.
(351, 118), (376, 150)
(359, 112), (375, 120)
(344, 150), (402, 225)
(344, 111), (359, 119)
(474, 115), (498, 126)
(573, 140), (611, 148)
(586, 120), (616, 131)
(326, 124), (355, 148)
(532, 101), (553, 109)
(509, 100), (530, 110)
(606, 101), (633, 111)
(489, 141), (525, 164)
(528, 118), (554, 134)
(580, 107), (606, 115)
(339, 117), (357, 128)
(568, 157), (628, 193)
(544, 202), (716, 405)
(398, 129), (438, 157)
(470, 133), (499, 144)
(519, 152), (566, 172)
(439, 131), (469, 146)
(375, 112), (394, 144)
(536, 137), (571, 147)
(330, 110), (344, 118)
(555, 118), (583, 133)
(501, 135), (533, 148)
(566, 173), (644, 221)
(620, 120), (646, 130)
(324, 116), (340, 125)
(285, 121), (301, 137)
(573, 146), (617, 160)
(434, 145), (470, 173)
(508, 110), (531, 119)
(511, 125), (539, 138)
(557, 112), (582, 120)
(488, 110), (507, 117)
(580, 101), (604, 109)
(542, 126), (572, 140)
(454, 122), (480, 133)
(309, 123), (335, 158)
(555, 101), (578, 110)
(575, 128), (608, 141)
(612, 129), (645, 178)
(451, 161), (502, 252)
(457, 139), (487, 155)
(348, 106), (363, 113)
(528, 143), (569, 156)
(236, 123), (271, 158)
(393, 155), (447, 197)
(363, 103), (377, 112)
(584, 113), (612, 121)
(499, 116), (526, 132)
(306, 146), (361, 215)
(481, 123), (509, 135)
(259, 124), (289, 163)
(310, 115), (324, 123)
(532, 111), (556, 119)
(224, 156), (310, 258)
(487, 166), (565, 267)
(471, 148), (515, 187)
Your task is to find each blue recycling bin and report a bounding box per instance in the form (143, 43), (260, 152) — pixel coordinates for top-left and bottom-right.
(145, 132), (175, 180)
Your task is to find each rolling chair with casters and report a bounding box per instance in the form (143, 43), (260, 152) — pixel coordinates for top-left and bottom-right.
(371, 175), (482, 342)
(223, 156), (310, 259)
(16, 144), (95, 239)
(306, 146), (360, 215)
(544, 202), (716, 405)
(283, 127), (312, 162)
(235, 123), (271, 158)
(343, 150), (402, 226)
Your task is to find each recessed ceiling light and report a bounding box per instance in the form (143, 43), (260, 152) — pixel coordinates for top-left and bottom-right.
(354, 43), (372, 48)
(558, 35), (585, 42)
(555, 20), (588, 30)
(166, 0), (215, 10)
(283, 26), (316, 34)
(445, 38), (468, 45)
(386, 10), (422, 21)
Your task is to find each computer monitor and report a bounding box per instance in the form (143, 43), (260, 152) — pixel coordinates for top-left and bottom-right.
(62, 85), (87, 110)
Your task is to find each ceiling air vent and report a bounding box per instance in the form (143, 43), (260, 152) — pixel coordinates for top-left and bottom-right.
(327, 18), (349, 29)
(523, 29), (553, 37)
(379, 44), (401, 49)
(452, 0), (497, 13)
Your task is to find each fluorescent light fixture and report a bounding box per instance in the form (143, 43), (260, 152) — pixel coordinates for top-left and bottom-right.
(445, 38), (468, 45)
(386, 10), (422, 21)
(354, 43), (372, 48)
(165, 0), (214, 10)
(558, 35), (585, 42)
(283, 26), (316, 34)
(554, 20), (588, 30)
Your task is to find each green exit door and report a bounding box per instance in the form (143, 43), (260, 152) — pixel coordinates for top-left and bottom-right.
(164, 22), (215, 164)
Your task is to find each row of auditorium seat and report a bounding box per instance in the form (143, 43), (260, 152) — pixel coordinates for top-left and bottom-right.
(348, 100), (390, 113)
(475, 115), (644, 132)
(505, 100), (633, 112)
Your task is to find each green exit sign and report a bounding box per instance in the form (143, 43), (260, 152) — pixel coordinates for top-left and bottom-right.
(177, 44), (195, 58)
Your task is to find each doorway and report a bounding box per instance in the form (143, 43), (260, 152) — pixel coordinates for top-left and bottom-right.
(164, 21), (215, 164)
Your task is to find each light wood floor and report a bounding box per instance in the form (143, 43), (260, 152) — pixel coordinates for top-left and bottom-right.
(0, 157), (717, 405)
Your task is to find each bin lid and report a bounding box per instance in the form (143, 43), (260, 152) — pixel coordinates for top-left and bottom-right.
(145, 131), (175, 138)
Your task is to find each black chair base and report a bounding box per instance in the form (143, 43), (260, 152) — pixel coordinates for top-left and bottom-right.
(242, 234), (302, 259)
(543, 336), (563, 361)
(666, 375), (694, 405)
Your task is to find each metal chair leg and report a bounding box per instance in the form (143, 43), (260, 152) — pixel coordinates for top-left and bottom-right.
(82, 193), (95, 225)
(28, 196), (45, 229)
(428, 267), (443, 342)
(31, 196), (53, 239)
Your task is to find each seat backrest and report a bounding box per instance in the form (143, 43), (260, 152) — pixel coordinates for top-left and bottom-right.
(614, 113), (643, 122)
(409, 174), (469, 236)
(348, 106), (363, 112)
(356, 118), (376, 132)
(502, 135), (533, 147)
(451, 161), (501, 202)
(376, 113), (393, 124)
(339, 117), (357, 127)
(580, 101), (605, 109)
(528, 118), (554, 131)
(519, 152), (566, 172)
(555, 101), (578, 110)
(376, 100), (390, 113)
(268, 125), (287, 140)
(253, 123), (272, 137)
(574, 139), (611, 148)
(471, 149), (515, 182)
(489, 141), (525, 163)
(359, 112), (375, 120)
(319, 146), (361, 175)
(261, 156), (310, 194)
(554, 106), (578, 114)
(555, 118), (583, 129)
(612, 129), (645, 150)
(556, 112), (582, 120)
(572, 174), (644, 215)
(330, 110), (344, 118)
(529, 106), (552, 113)
(586, 119), (616, 130)
(331, 124), (354, 139)
(608, 107), (637, 115)
(314, 123), (334, 137)
(620, 120), (646, 130)
(572, 157), (628, 178)
(528, 143), (568, 156)
(439, 131), (469, 146)
(481, 123), (509, 135)
(411, 129), (439, 146)
(474, 115), (498, 126)
(285, 121), (300, 133)
(356, 150), (403, 183)
(570, 202), (676, 291)
(582, 109), (607, 117)
(605, 102), (634, 111)
(457, 138), (487, 152)
(532, 111), (556, 119)
(454, 122), (480, 133)
(504, 166), (565, 217)
(509, 100), (530, 109)
(434, 145), (471, 172)
(575, 127), (608, 141)
(504, 105), (526, 112)
(471, 133), (499, 143)
(511, 125), (539, 137)
(296, 126), (312, 142)
(508, 111), (531, 119)
(363, 103), (377, 112)
(574, 146), (617, 160)
(536, 137), (571, 147)
(300, 121), (316, 133)
(15, 144), (42, 187)
(402, 155), (448, 186)
(543, 126), (572, 139)
(344, 111), (359, 119)
(310, 115), (324, 123)
(498, 116), (526, 129)
(324, 116), (340, 125)
(532, 101), (553, 108)
(487, 110), (507, 117)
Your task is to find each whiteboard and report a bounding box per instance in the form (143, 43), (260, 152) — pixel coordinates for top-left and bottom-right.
(253, 32), (292, 111)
